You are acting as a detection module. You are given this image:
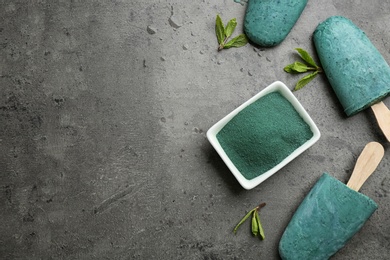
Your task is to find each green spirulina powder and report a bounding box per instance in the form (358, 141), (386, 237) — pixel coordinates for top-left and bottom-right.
(216, 91), (313, 180)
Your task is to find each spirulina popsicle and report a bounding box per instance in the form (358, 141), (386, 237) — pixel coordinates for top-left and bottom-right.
(279, 142), (384, 260)
(244, 0), (307, 47)
(314, 16), (390, 141)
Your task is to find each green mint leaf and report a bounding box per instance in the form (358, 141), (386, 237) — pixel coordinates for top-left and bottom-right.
(283, 64), (295, 73)
(284, 61), (310, 73)
(255, 211), (265, 240)
(224, 34), (248, 49)
(215, 15), (225, 45)
(251, 211), (259, 236)
(283, 48), (323, 91)
(233, 209), (255, 234)
(295, 48), (318, 68)
(234, 203), (266, 241)
(225, 18), (237, 38)
(294, 71), (318, 91)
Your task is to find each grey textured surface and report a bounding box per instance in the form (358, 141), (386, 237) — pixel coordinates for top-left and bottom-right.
(1, 1), (390, 259)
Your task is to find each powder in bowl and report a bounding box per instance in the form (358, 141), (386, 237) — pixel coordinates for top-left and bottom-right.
(207, 81), (320, 190)
(216, 91), (313, 180)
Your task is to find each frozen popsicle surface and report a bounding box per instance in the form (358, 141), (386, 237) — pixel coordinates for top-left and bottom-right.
(244, 0), (307, 47)
(313, 16), (390, 116)
(279, 173), (378, 260)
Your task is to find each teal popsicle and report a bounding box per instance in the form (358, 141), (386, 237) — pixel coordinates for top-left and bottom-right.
(313, 16), (390, 140)
(244, 0), (307, 47)
(279, 142), (384, 260)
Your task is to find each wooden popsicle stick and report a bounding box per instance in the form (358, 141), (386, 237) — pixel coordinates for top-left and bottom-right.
(371, 101), (390, 142)
(347, 142), (384, 191)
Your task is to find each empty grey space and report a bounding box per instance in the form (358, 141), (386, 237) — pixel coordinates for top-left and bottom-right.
(1, 0), (390, 259)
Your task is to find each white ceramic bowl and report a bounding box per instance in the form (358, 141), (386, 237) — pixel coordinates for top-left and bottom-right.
(207, 81), (321, 190)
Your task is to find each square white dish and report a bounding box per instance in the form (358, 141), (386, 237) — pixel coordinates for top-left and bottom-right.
(207, 81), (321, 190)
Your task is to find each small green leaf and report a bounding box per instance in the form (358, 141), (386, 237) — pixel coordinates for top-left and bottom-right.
(294, 71), (319, 91)
(251, 211), (259, 236)
(283, 48), (323, 91)
(233, 209), (255, 234)
(215, 15), (225, 45)
(225, 18), (237, 38)
(283, 64), (295, 73)
(295, 48), (318, 68)
(284, 61), (310, 73)
(224, 34), (248, 49)
(255, 211), (265, 240)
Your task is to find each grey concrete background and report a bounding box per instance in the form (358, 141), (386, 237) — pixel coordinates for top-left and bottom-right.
(1, 0), (390, 259)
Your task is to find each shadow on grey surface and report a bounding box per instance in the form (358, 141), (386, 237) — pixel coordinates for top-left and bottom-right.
(202, 143), (246, 195)
(366, 109), (390, 144)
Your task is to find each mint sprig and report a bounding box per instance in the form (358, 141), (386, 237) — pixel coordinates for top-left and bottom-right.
(233, 203), (266, 240)
(284, 48), (322, 91)
(215, 14), (248, 51)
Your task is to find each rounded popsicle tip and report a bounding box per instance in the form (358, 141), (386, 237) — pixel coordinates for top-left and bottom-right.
(314, 16), (352, 33)
(244, 0), (308, 47)
(279, 173), (378, 260)
(313, 16), (390, 117)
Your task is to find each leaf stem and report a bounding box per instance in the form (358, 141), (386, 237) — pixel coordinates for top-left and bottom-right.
(233, 202), (266, 234)
(306, 66), (323, 73)
(256, 202), (266, 211)
(218, 37), (230, 51)
(284, 48), (323, 90)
